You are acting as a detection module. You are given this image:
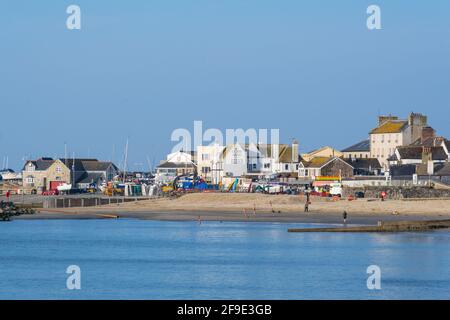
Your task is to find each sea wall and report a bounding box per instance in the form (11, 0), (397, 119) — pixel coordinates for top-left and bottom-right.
(342, 186), (450, 199)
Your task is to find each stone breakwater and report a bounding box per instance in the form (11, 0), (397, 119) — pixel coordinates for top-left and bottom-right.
(343, 186), (450, 200)
(288, 219), (450, 233)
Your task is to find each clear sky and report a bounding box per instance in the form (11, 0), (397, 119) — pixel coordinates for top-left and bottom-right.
(1, 1), (449, 171)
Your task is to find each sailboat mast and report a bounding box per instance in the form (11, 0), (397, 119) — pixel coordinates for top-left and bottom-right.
(123, 139), (129, 184)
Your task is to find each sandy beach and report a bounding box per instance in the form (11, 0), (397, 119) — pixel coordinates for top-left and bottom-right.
(14, 193), (450, 225)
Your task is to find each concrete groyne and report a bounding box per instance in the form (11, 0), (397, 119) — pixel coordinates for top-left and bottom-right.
(288, 219), (450, 233)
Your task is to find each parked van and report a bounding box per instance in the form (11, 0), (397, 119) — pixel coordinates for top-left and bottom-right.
(329, 183), (342, 197)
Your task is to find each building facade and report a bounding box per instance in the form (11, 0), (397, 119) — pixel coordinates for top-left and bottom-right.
(22, 158), (71, 192)
(341, 139), (371, 159)
(369, 113), (428, 171)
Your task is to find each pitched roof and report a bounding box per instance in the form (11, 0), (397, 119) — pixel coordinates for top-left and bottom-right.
(341, 139), (370, 152)
(76, 172), (105, 184)
(435, 163), (450, 176)
(397, 146), (447, 161)
(304, 146), (341, 156)
(444, 140), (450, 151)
(59, 159), (117, 172)
(390, 164), (417, 176)
(303, 157), (332, 168)
(157, 161), (196, 169)
(24, 158), (55, 171)
(223, 144), (300, 163)
(303, 156), (353, 169)
(410, 136), (447, 148)
(370, 120), (408, 134)
(345, 158), (382, 170)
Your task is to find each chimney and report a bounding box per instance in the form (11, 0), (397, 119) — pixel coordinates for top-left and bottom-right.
(422, 146), (432, 165)
(292, 139), (299, 163)
(378, 115), (398, 126)
(421, 127), (436, 144)
(409, 112), (428, 126)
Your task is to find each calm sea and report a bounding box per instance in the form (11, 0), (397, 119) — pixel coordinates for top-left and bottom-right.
(0, 219), (449, 299)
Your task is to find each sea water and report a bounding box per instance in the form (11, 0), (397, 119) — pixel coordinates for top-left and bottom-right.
(0, 219), (449, 299)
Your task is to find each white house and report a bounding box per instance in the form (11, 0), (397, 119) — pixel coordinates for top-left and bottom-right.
(155, 151), (197, 184)
(197, 144), (225, 184)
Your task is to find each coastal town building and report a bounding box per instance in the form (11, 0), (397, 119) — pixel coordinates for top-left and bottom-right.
(369, 113), (428, 170)
(155, 150), (197, 183)
(59, 158), (119, 189)
(22, 158), (71, 193)
(341, 139), (370, 159)
(221, 141), (301, 178)
(298, 156), (354, 179)
(22, 158), (118, 193)
(197, 144), (225, 184)
(301, 146), (342, 162)
(0, 169), (22, 184)
(222, 144), (248, 178)
(345, 158), (382, 176)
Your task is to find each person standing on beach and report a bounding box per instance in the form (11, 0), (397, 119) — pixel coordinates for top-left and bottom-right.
(343, 210), (348, 225)
(304, 201), (309, 212)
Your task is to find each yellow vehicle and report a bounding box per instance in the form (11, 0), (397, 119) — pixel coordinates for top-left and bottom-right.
(103, 182), (125, 196)
(162, 185), (174, 193)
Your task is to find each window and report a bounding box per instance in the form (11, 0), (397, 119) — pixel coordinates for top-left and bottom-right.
(285, 164), (289, 170)
(264, 163), (270, 169)
(56, 166), (62, 173)
(252, 164), (257, 170)
(202, 167), (211, 174)
(27, 163), (35, 172)
(26, 176), (34, 184)
(202, 154), (209, 161)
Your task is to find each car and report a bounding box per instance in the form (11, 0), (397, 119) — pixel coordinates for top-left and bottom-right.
(355, 191), (365, 199)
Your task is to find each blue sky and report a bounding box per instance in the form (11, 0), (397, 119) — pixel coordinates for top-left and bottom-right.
(1, 1), (449, 170)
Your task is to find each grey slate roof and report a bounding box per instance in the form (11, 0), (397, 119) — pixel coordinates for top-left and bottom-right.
(397, 146), (447, 161)
(345, 158), (382, 170)
(76, 172), (105, 184)
(341, 139), (370, 153)
(24, 158), (55, 171)
(59, 159), (118, 172)
(157, 161), (196, 169)
(435, 163), (450, 176)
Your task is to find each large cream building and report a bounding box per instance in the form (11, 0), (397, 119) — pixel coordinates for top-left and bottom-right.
(369, 113), (428, 170)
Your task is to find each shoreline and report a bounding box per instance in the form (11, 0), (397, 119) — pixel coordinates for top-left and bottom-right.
(14, 209), (450, 226)
(8, 193), (450, 225)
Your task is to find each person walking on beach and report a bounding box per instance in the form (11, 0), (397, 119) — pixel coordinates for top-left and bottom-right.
(304, 201), (309, 213)
(343, 210), (348, 225)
